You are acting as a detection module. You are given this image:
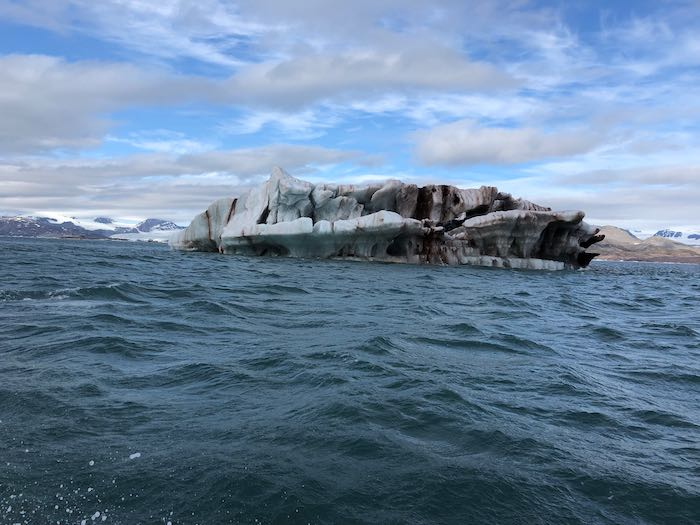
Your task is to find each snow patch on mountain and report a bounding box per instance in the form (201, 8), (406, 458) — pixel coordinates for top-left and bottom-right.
(653, 229), (700, 246)
(28, 213), (136, 232)
(0, 214), (183, 242)
(134, 219), (182, 232)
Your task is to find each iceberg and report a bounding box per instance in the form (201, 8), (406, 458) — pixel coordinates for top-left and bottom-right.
(170, 167), (604, 270)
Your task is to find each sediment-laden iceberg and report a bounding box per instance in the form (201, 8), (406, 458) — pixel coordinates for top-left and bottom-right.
(170, 167), (604, 270)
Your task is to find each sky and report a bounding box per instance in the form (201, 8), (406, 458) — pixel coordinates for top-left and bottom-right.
(0, 0), (698, 231)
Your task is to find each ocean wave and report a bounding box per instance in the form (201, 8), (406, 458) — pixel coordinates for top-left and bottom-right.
(410, 335), (526, 354)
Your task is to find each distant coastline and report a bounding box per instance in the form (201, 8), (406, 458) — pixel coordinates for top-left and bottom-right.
(0, 215), (181, 243)
(594, 226), (700, 265)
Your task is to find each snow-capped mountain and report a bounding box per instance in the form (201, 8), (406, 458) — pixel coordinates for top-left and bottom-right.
(595, 225), (700, 263)
(653, 229), (700, 246)
(134, 218), (182, 232)
(110, 219), (183, 242)
(0, 215), (183, 242)
(0, 216), (104, 238)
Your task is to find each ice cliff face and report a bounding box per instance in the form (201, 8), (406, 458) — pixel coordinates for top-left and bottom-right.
(170, 167), (604, 270)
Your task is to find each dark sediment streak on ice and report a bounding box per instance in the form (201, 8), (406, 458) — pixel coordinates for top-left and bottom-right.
(171, 167), (603, 270)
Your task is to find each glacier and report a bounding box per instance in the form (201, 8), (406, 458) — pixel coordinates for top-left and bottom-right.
(170, 167), (604, 270)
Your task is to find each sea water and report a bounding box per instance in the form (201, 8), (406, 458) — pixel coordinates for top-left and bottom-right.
(1, 237), (698, 524)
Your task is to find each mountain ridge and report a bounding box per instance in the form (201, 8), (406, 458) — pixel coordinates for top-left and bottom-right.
(595, 225), (700, 264)
(0, 215), (183, 241)
(652, 229), (700, 246)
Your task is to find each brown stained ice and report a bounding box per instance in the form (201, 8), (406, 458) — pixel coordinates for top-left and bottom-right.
(171, 167), (604, 270)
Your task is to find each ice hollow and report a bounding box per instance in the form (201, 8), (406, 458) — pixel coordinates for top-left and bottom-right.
(170, 167), (603, 270)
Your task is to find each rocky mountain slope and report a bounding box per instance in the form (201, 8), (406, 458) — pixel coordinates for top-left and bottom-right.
(0, 215), (182, 241)
(596, 226), (700, 263)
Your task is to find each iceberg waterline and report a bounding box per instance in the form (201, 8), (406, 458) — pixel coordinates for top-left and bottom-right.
(170, 167), (604, 270)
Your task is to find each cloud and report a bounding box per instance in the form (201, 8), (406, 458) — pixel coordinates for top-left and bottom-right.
(474, 158), (700, 232)
(0, 144), (380, 221)
(106, 131), (216, 155)
(221, 47), (516, 110)
(0, 54), (203, 154)
(556, 165), (700, 187)
(0, 0), (266, 68)
(541, 185), (700, 232)
(0, 0), (554, 69)
(0, 50), (516, 155)
(413, 120), (601, 166)
(223, 110), (339, 139)
(439, 161), (700, 232)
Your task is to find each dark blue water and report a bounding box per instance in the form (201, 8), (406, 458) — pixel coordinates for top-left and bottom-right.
(1, 238), (699, 524)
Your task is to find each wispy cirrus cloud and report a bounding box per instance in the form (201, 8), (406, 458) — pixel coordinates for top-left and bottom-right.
(0, 0), (268, 67)
(106, 131), (216, 155)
